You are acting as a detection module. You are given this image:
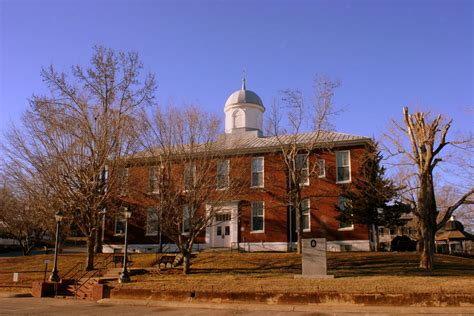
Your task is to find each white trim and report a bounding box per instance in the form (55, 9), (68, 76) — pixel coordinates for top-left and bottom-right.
(102, 243), (207, 254)
(250, 201), (265, 233)
(336, 150), (351, 184)
(338, 225), (354, 231)
(250, 157), (264, 188)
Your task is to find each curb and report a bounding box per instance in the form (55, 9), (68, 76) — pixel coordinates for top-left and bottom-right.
(107, 288), (474, 307)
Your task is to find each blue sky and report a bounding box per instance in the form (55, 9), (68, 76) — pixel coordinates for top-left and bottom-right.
(1, 0), (472, 140)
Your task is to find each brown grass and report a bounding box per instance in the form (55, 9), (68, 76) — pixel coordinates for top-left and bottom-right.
(1, 251), (473, 294)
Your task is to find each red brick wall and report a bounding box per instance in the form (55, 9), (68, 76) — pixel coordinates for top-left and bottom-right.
(105, 144), (369, 245)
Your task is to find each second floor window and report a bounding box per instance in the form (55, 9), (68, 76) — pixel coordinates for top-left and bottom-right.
(251, 157), (264, 187)
(119, 168), (129, 195)
(318, 159), (326, 178)
(184, 163), (196, 191)
(296, 154), (309, 185)
(146, 208), (158, 235)
(182, 205), (191, 234)
(149, 166), (160, 194)
(336, 151), (351, 183)
(217, 160), (229, 189)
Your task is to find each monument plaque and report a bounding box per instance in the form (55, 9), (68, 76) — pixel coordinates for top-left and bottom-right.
(295, 238), (334, 279)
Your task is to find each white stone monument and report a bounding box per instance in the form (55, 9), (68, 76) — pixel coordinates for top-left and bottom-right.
(295, 238), (334, 279)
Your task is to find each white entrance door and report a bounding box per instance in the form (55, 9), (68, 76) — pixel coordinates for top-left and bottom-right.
(212, 212), (231, 248)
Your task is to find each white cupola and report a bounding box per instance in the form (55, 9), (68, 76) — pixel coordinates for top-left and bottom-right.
(224, 78), (265, 136)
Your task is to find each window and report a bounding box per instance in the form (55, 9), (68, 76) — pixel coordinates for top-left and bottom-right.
(217, 160), (230, 189)
(149, 166), (160, 194)
(378, 227), (385, 237)
(184, 163), (196, 191)
(337, 196), (353, 230)
(182, 205), (191, 234)
(302, 199), (310, 232)
(119, 168), (129, 195)
(251, 201), (264, 232)
(336, 151), (351, 183)
(318, 159), (326, 178)
(114, 214), (126, 235)
(146, 208), (159, 236)
(296, 154), (309, 185)
(251, 157), (264, 187)
(215, 213), (231, 222)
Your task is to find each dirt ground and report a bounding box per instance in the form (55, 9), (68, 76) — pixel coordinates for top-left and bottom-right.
(1, 251), (473, 295)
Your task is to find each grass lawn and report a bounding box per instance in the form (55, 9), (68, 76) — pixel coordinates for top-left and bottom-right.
(1, 251), (473, 294)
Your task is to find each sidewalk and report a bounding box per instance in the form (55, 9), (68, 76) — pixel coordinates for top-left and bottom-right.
(98, 298), (474, 315)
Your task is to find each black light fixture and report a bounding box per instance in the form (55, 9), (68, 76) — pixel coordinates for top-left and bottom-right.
(119, 207), (132, 283)
(49, 210), (64, 282)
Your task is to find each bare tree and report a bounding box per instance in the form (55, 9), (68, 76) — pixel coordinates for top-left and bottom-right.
(266, 75), (340, 254)
(2, 46), (155, 270)
(0, 173), (51, 255)
(385, 107), (474, 270)
(139, 105), (245, 274)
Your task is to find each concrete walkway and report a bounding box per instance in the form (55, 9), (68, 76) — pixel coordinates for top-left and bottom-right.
(1, 296), (473, 315)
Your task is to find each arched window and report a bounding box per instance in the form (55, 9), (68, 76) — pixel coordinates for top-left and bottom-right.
(232, 109), (244, 129)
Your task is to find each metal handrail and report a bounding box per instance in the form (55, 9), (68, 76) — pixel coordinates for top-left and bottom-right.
(60, 262), (83, 280)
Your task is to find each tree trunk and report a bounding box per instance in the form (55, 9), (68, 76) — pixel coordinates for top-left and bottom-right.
(86, 235), (95, 271)
(296, 206), (302, 255)
(94, 221), (102, 254)
(417, 172), (437, 270)
(182, 253), (191, 275)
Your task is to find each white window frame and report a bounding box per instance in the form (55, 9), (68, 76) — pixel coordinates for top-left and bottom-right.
(336, 150), (351, 184)
(296, 154), (309, 186)
(114, 214), (126, 236)
(337, 196), (354, 231)
(318, 159), (326, 178)
(250, 201), (264, 233)
(302, 199), (311, 232)
(146, 208), (159, 236)
(149, 166), (160, 194)
(182, 205), (191, 235)
(251, 157), (264, 188)
(217, 160), (230, 190)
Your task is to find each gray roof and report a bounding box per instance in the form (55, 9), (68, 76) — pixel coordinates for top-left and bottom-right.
(214, 130), (370, 154)
(224, 89), (264, 110)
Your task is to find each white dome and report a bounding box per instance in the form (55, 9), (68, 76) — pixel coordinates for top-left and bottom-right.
(224, 79), (264, 110)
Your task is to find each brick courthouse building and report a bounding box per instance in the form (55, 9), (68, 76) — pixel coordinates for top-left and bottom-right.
(104, 82), (372, 253)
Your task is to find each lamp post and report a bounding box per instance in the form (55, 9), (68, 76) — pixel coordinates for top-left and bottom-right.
(119, 207), (132, 283)
(49, 211), (64, 282)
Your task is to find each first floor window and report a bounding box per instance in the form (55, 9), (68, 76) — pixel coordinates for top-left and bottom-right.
(301, 199), (310, 231)
(251, 157), (264, 187)
(146, 208), (159, 235)
(336, 151), (351, 183)
(183, 205), (191, 234)
(251, 201), (264, 232)
(337, 196), (353, 230)
(114, 214), (126, 235)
